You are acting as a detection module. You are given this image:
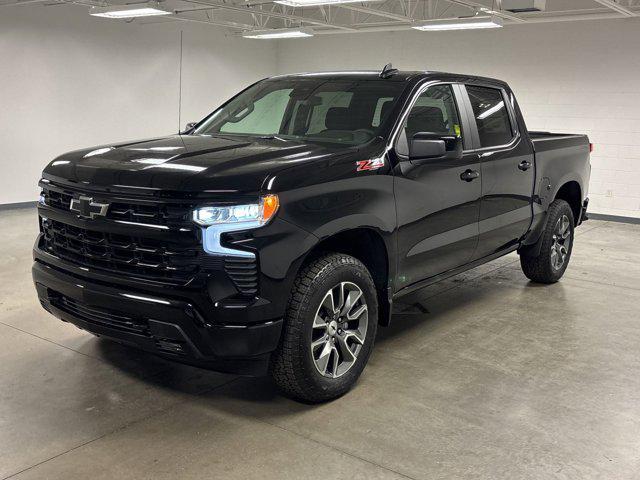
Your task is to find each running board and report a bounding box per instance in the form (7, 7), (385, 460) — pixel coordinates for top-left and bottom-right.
(393, 245), (519, 300)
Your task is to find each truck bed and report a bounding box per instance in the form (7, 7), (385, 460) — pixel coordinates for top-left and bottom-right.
(529, 131), (589, 153)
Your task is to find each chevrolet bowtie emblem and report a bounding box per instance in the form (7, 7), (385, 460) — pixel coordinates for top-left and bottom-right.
(70, 196), (109, 219)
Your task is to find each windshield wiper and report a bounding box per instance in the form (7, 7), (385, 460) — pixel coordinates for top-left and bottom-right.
(258, 135), (288, 142)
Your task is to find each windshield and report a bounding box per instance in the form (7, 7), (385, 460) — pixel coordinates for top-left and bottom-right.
(193, 78), (406, 146)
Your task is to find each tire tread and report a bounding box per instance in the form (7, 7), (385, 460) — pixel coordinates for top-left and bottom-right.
(270, 253), (376, 403)
(520, 199), (574, 284)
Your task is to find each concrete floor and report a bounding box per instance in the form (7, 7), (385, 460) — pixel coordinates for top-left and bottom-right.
(1, 208), (639, 480)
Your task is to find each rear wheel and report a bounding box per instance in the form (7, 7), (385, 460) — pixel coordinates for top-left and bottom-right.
(520, 199), (575, 284)
(270, 253), (378, 403)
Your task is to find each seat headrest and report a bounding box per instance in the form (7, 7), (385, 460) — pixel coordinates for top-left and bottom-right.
(325, 107), (353, 130)
(407, 106), (447, 134)
(380, 101), (394, 125)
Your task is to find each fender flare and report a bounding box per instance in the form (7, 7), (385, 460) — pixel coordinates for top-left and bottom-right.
(283, 215), (396, 327)
(521, 174), (584, 257)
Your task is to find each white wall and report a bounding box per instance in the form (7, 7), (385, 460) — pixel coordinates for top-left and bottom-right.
(0, 6), (277, 204)
(277, 19), (640, 218)
(3, 11), (640, 219)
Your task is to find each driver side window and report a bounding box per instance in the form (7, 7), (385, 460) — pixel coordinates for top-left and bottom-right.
(396, 84), (463, 156)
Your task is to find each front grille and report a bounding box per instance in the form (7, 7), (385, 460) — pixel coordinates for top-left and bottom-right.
(46, 188), (73, 211)
(41, 218), (200, 283)
(50, 292), (150, 335)
(39, 183), (260, 294)
(41, 185), (192, 226)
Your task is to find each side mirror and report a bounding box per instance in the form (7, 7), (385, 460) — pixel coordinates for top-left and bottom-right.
(408, 132), (463, 162)
(409, 132), (446, 160)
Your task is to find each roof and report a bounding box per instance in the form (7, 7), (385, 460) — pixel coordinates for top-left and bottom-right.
(268, 70), (420, 82)
(268, 70), (509, 87)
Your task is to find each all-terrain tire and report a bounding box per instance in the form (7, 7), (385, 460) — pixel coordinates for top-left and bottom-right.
(520, 199), (575, 284)
(270, 253), (378, 403)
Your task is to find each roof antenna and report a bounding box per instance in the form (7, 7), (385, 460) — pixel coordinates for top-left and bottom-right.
(379, 63), (398, 79)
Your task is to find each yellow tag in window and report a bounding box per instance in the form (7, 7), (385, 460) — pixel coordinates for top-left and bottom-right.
(454, 124), (461, 137)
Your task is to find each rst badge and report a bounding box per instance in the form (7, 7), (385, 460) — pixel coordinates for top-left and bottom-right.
(70, 196), (109, 219)
(356, 157), (385, 172)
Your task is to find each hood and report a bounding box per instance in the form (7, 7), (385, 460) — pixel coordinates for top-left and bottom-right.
(43, 134), (346, 195)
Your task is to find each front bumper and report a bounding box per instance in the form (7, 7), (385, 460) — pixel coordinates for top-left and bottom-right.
(33, 259), (283, 376)
(32, 180), (319, 375)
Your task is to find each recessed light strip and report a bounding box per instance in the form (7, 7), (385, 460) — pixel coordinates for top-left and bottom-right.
(89, 3), (172, 19)
(275, 0), (380, 6)
(242, 27), (314, 39)
(412, 16), (504, 31)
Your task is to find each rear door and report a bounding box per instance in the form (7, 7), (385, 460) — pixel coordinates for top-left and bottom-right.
(461, 84), (535, 260)
(393, 83), (481, 291)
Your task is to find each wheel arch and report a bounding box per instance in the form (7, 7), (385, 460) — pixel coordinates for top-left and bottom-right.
(520, 178), (582, 258)
(554, 180), (582, 224)
(293, 227), (393, 327)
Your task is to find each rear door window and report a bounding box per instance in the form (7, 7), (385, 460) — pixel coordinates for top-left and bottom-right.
(466, 85), (514, 148)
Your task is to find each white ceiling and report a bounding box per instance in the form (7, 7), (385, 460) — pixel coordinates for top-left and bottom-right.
(2, 0), (640, 35)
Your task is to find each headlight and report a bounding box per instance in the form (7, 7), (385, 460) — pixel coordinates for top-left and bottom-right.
(193, 195), (279, 257)
(192, 194), (279, 227)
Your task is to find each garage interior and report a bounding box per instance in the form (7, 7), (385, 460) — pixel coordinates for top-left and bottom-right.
(2, 0), (640, 478)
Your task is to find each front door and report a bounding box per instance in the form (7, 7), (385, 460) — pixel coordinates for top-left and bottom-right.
(393, 84), (481, 292)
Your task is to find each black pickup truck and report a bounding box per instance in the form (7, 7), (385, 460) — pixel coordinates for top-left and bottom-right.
(34, 68), (591, 402)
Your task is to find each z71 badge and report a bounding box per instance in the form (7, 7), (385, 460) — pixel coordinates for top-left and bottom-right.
(356, 157), (385, 172)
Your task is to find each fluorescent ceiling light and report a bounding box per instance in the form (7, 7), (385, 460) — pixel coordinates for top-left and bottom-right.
(275, 0), (376, 6)
(412, 16), (503, 31)
(89, 3), (172, 19)
(242, 27), (314, 39)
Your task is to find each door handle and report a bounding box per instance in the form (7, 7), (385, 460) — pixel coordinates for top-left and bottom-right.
(518, 160), (532, 171)
(460, 169), (480, 182)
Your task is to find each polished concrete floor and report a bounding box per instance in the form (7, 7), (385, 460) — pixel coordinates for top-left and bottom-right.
(1, 208), (639, 479)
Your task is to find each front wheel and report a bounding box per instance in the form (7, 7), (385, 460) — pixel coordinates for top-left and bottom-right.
(270, 253), (378, 403)
(520, 199), (575, 284)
